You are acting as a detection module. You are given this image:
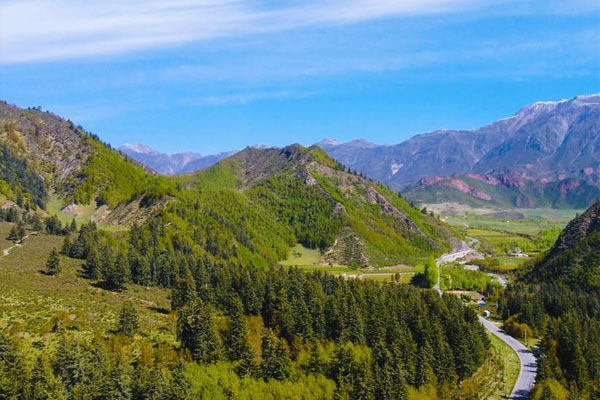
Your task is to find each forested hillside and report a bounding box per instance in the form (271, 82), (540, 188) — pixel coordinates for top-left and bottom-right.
(180, 144), (459, 267)
(0, 101), (175, 216)
(498, 200), (600, 398)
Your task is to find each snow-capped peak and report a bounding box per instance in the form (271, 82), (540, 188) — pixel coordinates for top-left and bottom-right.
(119, 143), (159, 154)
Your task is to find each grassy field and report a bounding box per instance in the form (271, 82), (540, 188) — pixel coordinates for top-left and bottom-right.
(45, 193), (128, 232)
(460, 331), (520, 399)
(495, 256), (527, 271)
(0, 221), (17, 251)
(0, 226), (174, 357)
(280, 244), (325, 266)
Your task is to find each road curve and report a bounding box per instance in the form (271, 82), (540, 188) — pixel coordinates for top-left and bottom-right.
(434, 240), (480, 296)
(478, 316), (537, 399)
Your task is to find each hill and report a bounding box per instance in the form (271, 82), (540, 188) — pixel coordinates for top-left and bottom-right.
(319, 94), (600, 193)
(0, 101), (175, 224)
(0, 100), (458, 267)
(403, 172), (600, 209)
(527, 199), (600, 289)
(177, 144), (459, 267)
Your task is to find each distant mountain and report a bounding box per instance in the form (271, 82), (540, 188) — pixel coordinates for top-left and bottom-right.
(527, 199), (600, 289)
(403, 172), (600, 209)
(319, 94), (600, 193)
(119, 143), (237, 175)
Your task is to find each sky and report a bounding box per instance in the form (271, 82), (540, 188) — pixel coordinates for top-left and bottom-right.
(0, 0), (599, 155)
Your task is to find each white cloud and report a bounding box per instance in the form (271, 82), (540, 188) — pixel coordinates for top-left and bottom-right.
(0, 0), (485, 64)
(182, 89), (322, 106)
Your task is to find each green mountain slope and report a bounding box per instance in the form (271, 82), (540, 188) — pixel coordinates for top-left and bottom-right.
(0, 101), (175, 219)
(179, 145), (459, 267)
(0, 101), (458, 267)
(527, 200), (600, 289)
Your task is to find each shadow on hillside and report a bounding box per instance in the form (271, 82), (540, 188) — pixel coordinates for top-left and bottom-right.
(148, 306), (170, 315)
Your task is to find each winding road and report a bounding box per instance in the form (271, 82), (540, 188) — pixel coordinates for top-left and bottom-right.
(478, 316), (538, 399)
(434, 241), (538, 399)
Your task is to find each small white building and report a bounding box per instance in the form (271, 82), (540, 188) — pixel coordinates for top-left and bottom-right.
(483, 310), (491, 317)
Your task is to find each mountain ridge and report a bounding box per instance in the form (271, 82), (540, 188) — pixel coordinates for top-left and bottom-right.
(320, 94), (600, 191)
(119, 143), (237, 175)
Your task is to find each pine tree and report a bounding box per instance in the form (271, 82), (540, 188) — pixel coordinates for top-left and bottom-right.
(177, 299), (221, 363)
(540, 384), (556, 400)
(32, 214), (43, 233)
(225, 295), (249, 361)
(171, 266), (196, 311)
(118, 302), (139, 337)
(235, 345), (258, 378)
(16, 221), (25, 241)
(0, 333), (26, 398)
(260, 329), (290, 381)
(106, 357), (131, 400)
(84, 245), (100, 279)
(166, 362), (192, 400)
(69, 218), (77, 233)
(46, 247), (61, 275)
(61, 235), (72, 255)
(6, 224), (19, 242)
(107, 252), (130, 290)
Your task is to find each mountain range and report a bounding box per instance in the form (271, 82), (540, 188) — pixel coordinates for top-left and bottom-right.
(119, 143), (237, 175)
(319, 94), (600, 188)
(0, 100), (456, 266)
(122, 94), (600, 209)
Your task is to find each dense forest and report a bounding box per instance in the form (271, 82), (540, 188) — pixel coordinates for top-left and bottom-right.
(0, 213), (491, 399)
(497, 200), (600, 398)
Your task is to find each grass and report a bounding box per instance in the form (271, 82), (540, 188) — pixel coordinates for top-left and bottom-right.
(460, 331), (520, 399)
(495, 256), (527, 271)
(0, 221), (17, 251)
(45, 193), (128, 232)
(46, 193), (97, 226)
(0, 226), (174, 352)
(280, 244), (324, 266)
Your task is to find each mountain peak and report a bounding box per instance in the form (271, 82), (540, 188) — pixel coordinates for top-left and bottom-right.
(119, 143), (159, 154)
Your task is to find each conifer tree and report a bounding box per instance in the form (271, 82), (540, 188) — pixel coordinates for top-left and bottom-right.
(225, 294), (249, 361)
(16, 220), (25, 240)
(84, 245), (100, 279)
(260, 329), (290, 381)
(164, 362), (192, 400)
(69, 218), (77, 233)
(177, 299), (221, 364)
(32, 214), (43, 233)
(118, 302), (139, 337)
(61, 235), (72, 255)
(0, 333), (25, 397)
(106, 357), (131, 400)
(235, 345), (258, 379)
(46, 247), (61, 275)
(171, 266), (196, 311)
(107, 252), (130, 290)
(6, 224), (19, 242)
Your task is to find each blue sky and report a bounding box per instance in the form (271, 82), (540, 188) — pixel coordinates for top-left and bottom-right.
(1, 1), (599, 154)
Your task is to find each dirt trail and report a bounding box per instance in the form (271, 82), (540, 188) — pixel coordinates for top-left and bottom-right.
(0, 234), (30, 259)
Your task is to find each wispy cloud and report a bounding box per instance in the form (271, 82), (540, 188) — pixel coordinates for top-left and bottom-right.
(0, 0), (492, 64)
(182, 89), (322, 106)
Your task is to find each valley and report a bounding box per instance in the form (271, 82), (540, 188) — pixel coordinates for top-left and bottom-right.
(0, 99), (597, 400)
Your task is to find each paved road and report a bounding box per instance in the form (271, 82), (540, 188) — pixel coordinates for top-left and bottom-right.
(479, 316), (538, 399)
(433, 240), (481, 296)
